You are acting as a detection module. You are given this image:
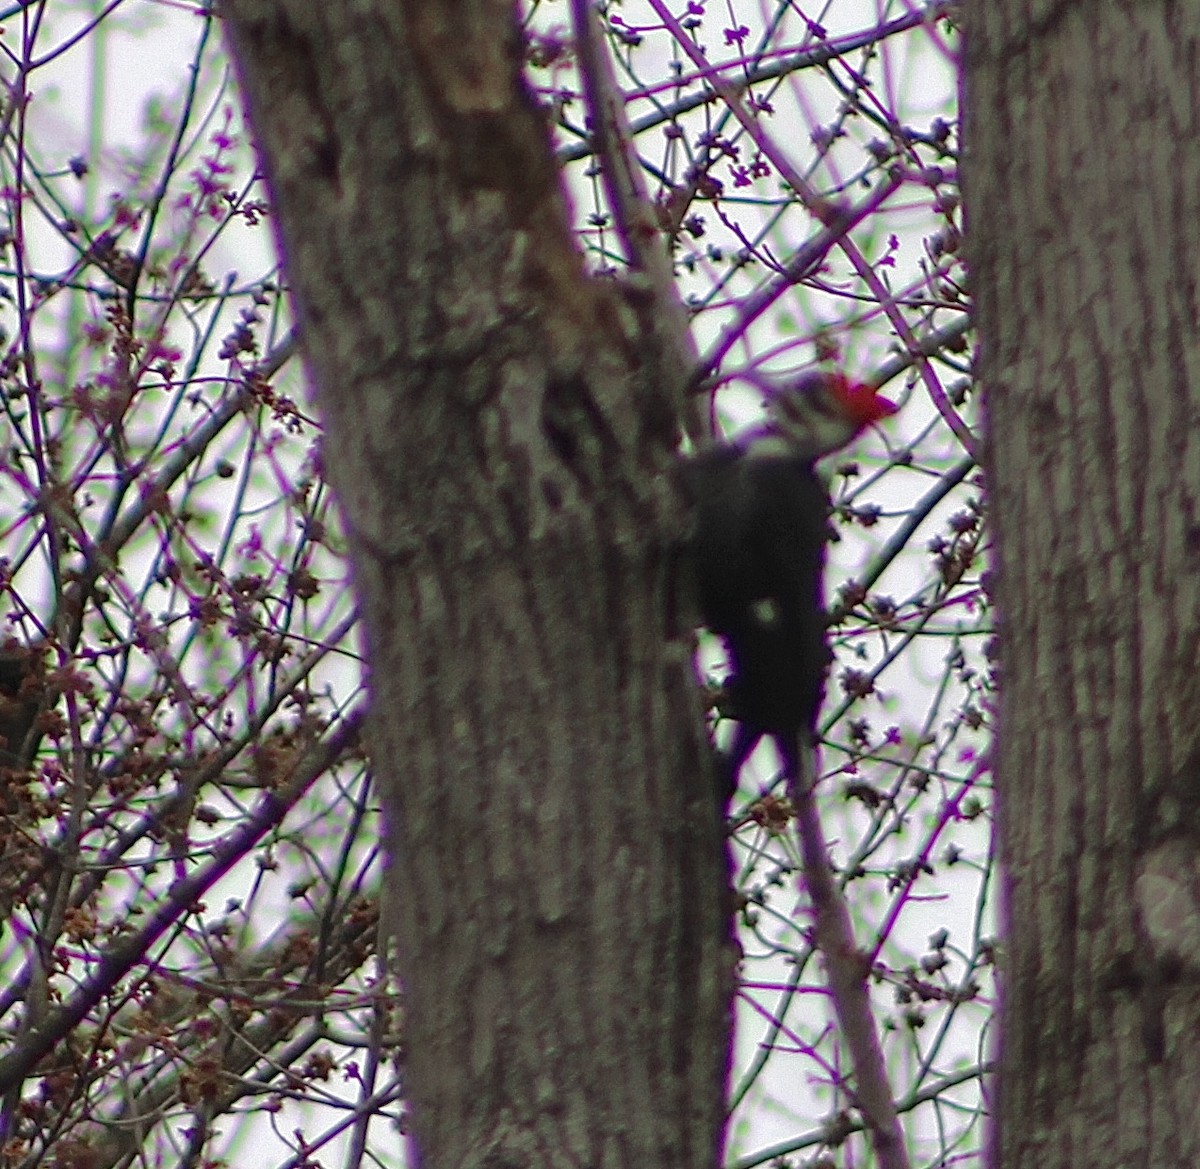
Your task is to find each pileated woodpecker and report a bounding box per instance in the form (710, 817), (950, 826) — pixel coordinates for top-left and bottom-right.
(681, 372), (896, 789)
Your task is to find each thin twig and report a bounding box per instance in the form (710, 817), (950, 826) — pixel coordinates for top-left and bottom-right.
(569, 0), (703, 437)
(0, 706), (365, 1098)
(790, 746), (913, 1169)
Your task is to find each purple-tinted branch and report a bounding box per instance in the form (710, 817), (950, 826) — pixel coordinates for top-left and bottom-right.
(647, 0), (975, 458)
(0, 705), (364, 1101)
(557, 4), (953, 164)
(569, 0), (703, 437)
(695, 173), (902, 390)
(790, 748), (912, 1169)
(56, 329), (298, 646)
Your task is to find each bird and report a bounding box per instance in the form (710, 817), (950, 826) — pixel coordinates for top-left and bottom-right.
(680, 371), (897, 792)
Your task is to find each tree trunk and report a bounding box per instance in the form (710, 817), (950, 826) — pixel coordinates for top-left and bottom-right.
(222, 5), (734, 1169)
(965, 3), (1200, 1164)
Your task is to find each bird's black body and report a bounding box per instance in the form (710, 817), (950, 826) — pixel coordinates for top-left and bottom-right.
(680, 371), (895, 791)
(682, 441), (831, 780)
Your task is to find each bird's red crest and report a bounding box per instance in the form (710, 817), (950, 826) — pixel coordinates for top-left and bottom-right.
(828, 374), (898, 428)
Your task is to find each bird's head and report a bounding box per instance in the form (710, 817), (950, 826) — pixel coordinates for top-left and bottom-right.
(764, 371), (897, 458)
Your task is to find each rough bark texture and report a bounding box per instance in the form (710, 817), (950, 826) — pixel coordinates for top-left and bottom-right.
(222, 5), (734, 1169)
(965, 2), (1200, 1164)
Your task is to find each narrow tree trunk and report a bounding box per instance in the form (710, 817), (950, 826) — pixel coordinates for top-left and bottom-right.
(965, 3), (1200, 1164)
(223, 5), (734, 1168)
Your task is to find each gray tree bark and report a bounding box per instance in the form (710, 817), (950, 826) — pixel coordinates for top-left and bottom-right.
(965, 3), (1200, 1164)
(222, 4), (734, 1168)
